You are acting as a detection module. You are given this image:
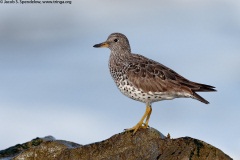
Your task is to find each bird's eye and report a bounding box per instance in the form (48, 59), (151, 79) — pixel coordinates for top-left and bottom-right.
(114, 39), (119, 42)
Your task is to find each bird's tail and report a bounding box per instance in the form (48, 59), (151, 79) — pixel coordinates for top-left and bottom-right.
(191, 83), (216, 104)
(194, 83), (216, 92)
(192, 92), (210, 104)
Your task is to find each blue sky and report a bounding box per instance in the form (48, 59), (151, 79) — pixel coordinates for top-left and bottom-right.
(0, 0), (239, 159)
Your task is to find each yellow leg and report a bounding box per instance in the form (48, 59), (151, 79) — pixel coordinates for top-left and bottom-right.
(125, 104), (152, 134)
(144, 106), (152, 127)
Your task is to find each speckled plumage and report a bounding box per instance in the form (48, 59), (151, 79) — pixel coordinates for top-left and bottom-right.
(93, 33), (216, 134)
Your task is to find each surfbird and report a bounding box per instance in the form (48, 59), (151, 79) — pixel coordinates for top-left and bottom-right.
(93, 33), (216, 134)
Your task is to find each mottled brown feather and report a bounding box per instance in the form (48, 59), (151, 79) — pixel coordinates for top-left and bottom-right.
(126, 54), (216, 104)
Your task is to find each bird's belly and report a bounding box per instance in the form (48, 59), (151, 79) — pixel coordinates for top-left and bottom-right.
(116, 79), (186, 103)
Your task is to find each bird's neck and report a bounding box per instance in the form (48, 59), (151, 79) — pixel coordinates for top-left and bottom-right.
(109, 50), (131, 71)
(110, 49), (131, 61)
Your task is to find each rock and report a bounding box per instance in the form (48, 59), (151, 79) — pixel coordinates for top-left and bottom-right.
(0, 128), (232, 160)
(0, 137), (44, 160)
(0, 136), (80, 160)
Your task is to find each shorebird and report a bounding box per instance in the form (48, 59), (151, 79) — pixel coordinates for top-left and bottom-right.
(93, 33), (216, 134)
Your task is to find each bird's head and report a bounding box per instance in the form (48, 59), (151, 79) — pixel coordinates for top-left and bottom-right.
(93, 33), (131, 53)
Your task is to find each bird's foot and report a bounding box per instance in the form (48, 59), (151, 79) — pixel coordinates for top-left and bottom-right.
(124, 123), (149, 135)
(142, 123), (149, 128)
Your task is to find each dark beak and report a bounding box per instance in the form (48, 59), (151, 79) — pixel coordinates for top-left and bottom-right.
(93, 42), (109, 48)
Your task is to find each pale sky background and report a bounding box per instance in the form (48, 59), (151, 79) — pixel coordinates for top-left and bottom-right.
(0, 0), (239, 159)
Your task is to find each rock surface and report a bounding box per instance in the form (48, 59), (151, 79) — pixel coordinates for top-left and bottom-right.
(0, 128), (232, 160)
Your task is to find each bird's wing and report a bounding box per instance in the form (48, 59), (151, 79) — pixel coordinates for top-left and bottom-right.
(125, 54), (215, 94)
